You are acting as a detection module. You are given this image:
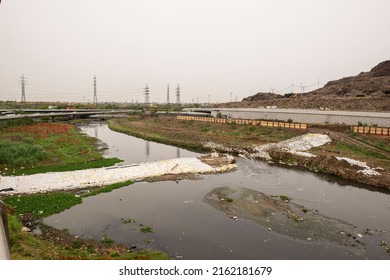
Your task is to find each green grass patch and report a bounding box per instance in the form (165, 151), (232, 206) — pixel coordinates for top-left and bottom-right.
(228, 131), (240, 137)
(82, 180), (133, 198)
(4, 192), (83, 218)
(332, 141), (388, 160)
(101, 235), (115, 246)
(7, 214), (168, 260)
(11, 158), (122, 176)
(0, 118), (34, 130)
(0, 122), (121, 174)
(0, 138), (47, 168)
(280, 157), (298, 165)
(199, 123), (211, 132)
(4, 180), (133, 219)
(108, 117), (302, 154)
(347, 131), (390, 152)
(247, 126), (256, 133)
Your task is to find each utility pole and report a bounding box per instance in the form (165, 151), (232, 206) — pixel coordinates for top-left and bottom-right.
(166, 84), (170, 104)
(175, 84), (180, 104)
(20, 74), (26, 102)
(230, 92), (232, 102)
(93, 75), (97, 105)
(144, 84), (150, 106)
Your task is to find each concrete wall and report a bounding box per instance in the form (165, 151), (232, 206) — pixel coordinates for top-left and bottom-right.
(209, 108), (390, 127)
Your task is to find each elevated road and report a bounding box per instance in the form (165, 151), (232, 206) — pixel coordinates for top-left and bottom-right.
(0, 109), (139, 121)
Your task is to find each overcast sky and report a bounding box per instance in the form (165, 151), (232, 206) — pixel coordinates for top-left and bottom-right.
(0, 0), (389, 103)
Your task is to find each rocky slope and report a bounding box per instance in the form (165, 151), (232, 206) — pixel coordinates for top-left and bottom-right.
(223, 61), (390, 111)
(307, 60), (390, 98)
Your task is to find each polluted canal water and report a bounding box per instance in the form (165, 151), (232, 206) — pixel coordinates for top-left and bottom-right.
(44, 122), (390, 259)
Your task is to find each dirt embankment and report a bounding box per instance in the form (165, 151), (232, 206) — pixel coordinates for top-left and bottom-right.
(267, 149), (390, 189)
(206, 133), (390, 189)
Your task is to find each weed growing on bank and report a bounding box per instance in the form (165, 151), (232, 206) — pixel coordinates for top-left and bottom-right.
(0, 121), (121, 175)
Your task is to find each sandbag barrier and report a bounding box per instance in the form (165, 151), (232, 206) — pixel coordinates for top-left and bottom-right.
(177, 115), (308, 130)
(351, 126), (390, 136)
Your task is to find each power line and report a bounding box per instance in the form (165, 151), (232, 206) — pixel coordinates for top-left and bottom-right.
(271, 80), (325, 94)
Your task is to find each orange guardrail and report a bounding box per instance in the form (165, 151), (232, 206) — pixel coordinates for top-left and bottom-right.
(351, 126), (390, 136)
(177, 115), (308, 130)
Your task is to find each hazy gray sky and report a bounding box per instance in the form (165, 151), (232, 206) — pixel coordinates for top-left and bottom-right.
(1, 0), (389, 103)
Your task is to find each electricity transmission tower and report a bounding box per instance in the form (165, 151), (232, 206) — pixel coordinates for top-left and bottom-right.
(167, 84), (170, 104)
(20, 74), (26, 102)
(175, 84), (180, 104)
(144, 84), (150, 106)
(93, 75), (97, 105)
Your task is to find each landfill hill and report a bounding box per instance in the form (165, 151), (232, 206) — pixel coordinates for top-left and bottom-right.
(220, 61), (390, 111)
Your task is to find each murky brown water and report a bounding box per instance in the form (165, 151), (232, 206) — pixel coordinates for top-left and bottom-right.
(44, 122), (390, 259)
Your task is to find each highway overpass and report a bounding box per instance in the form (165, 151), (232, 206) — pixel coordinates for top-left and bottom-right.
(0, 109), (139, 121)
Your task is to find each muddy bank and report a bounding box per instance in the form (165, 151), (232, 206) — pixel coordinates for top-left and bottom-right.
(203, 133), (390, 189)
(15, 212), (168, 260)
(267, 150), (390, 189)
(204, 187), (367, 257)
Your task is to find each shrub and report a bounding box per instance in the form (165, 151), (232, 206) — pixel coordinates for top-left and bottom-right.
(0, 138), (47, 168)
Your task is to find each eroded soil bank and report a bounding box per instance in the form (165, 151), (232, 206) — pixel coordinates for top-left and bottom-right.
(267, 150), (390, 189)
